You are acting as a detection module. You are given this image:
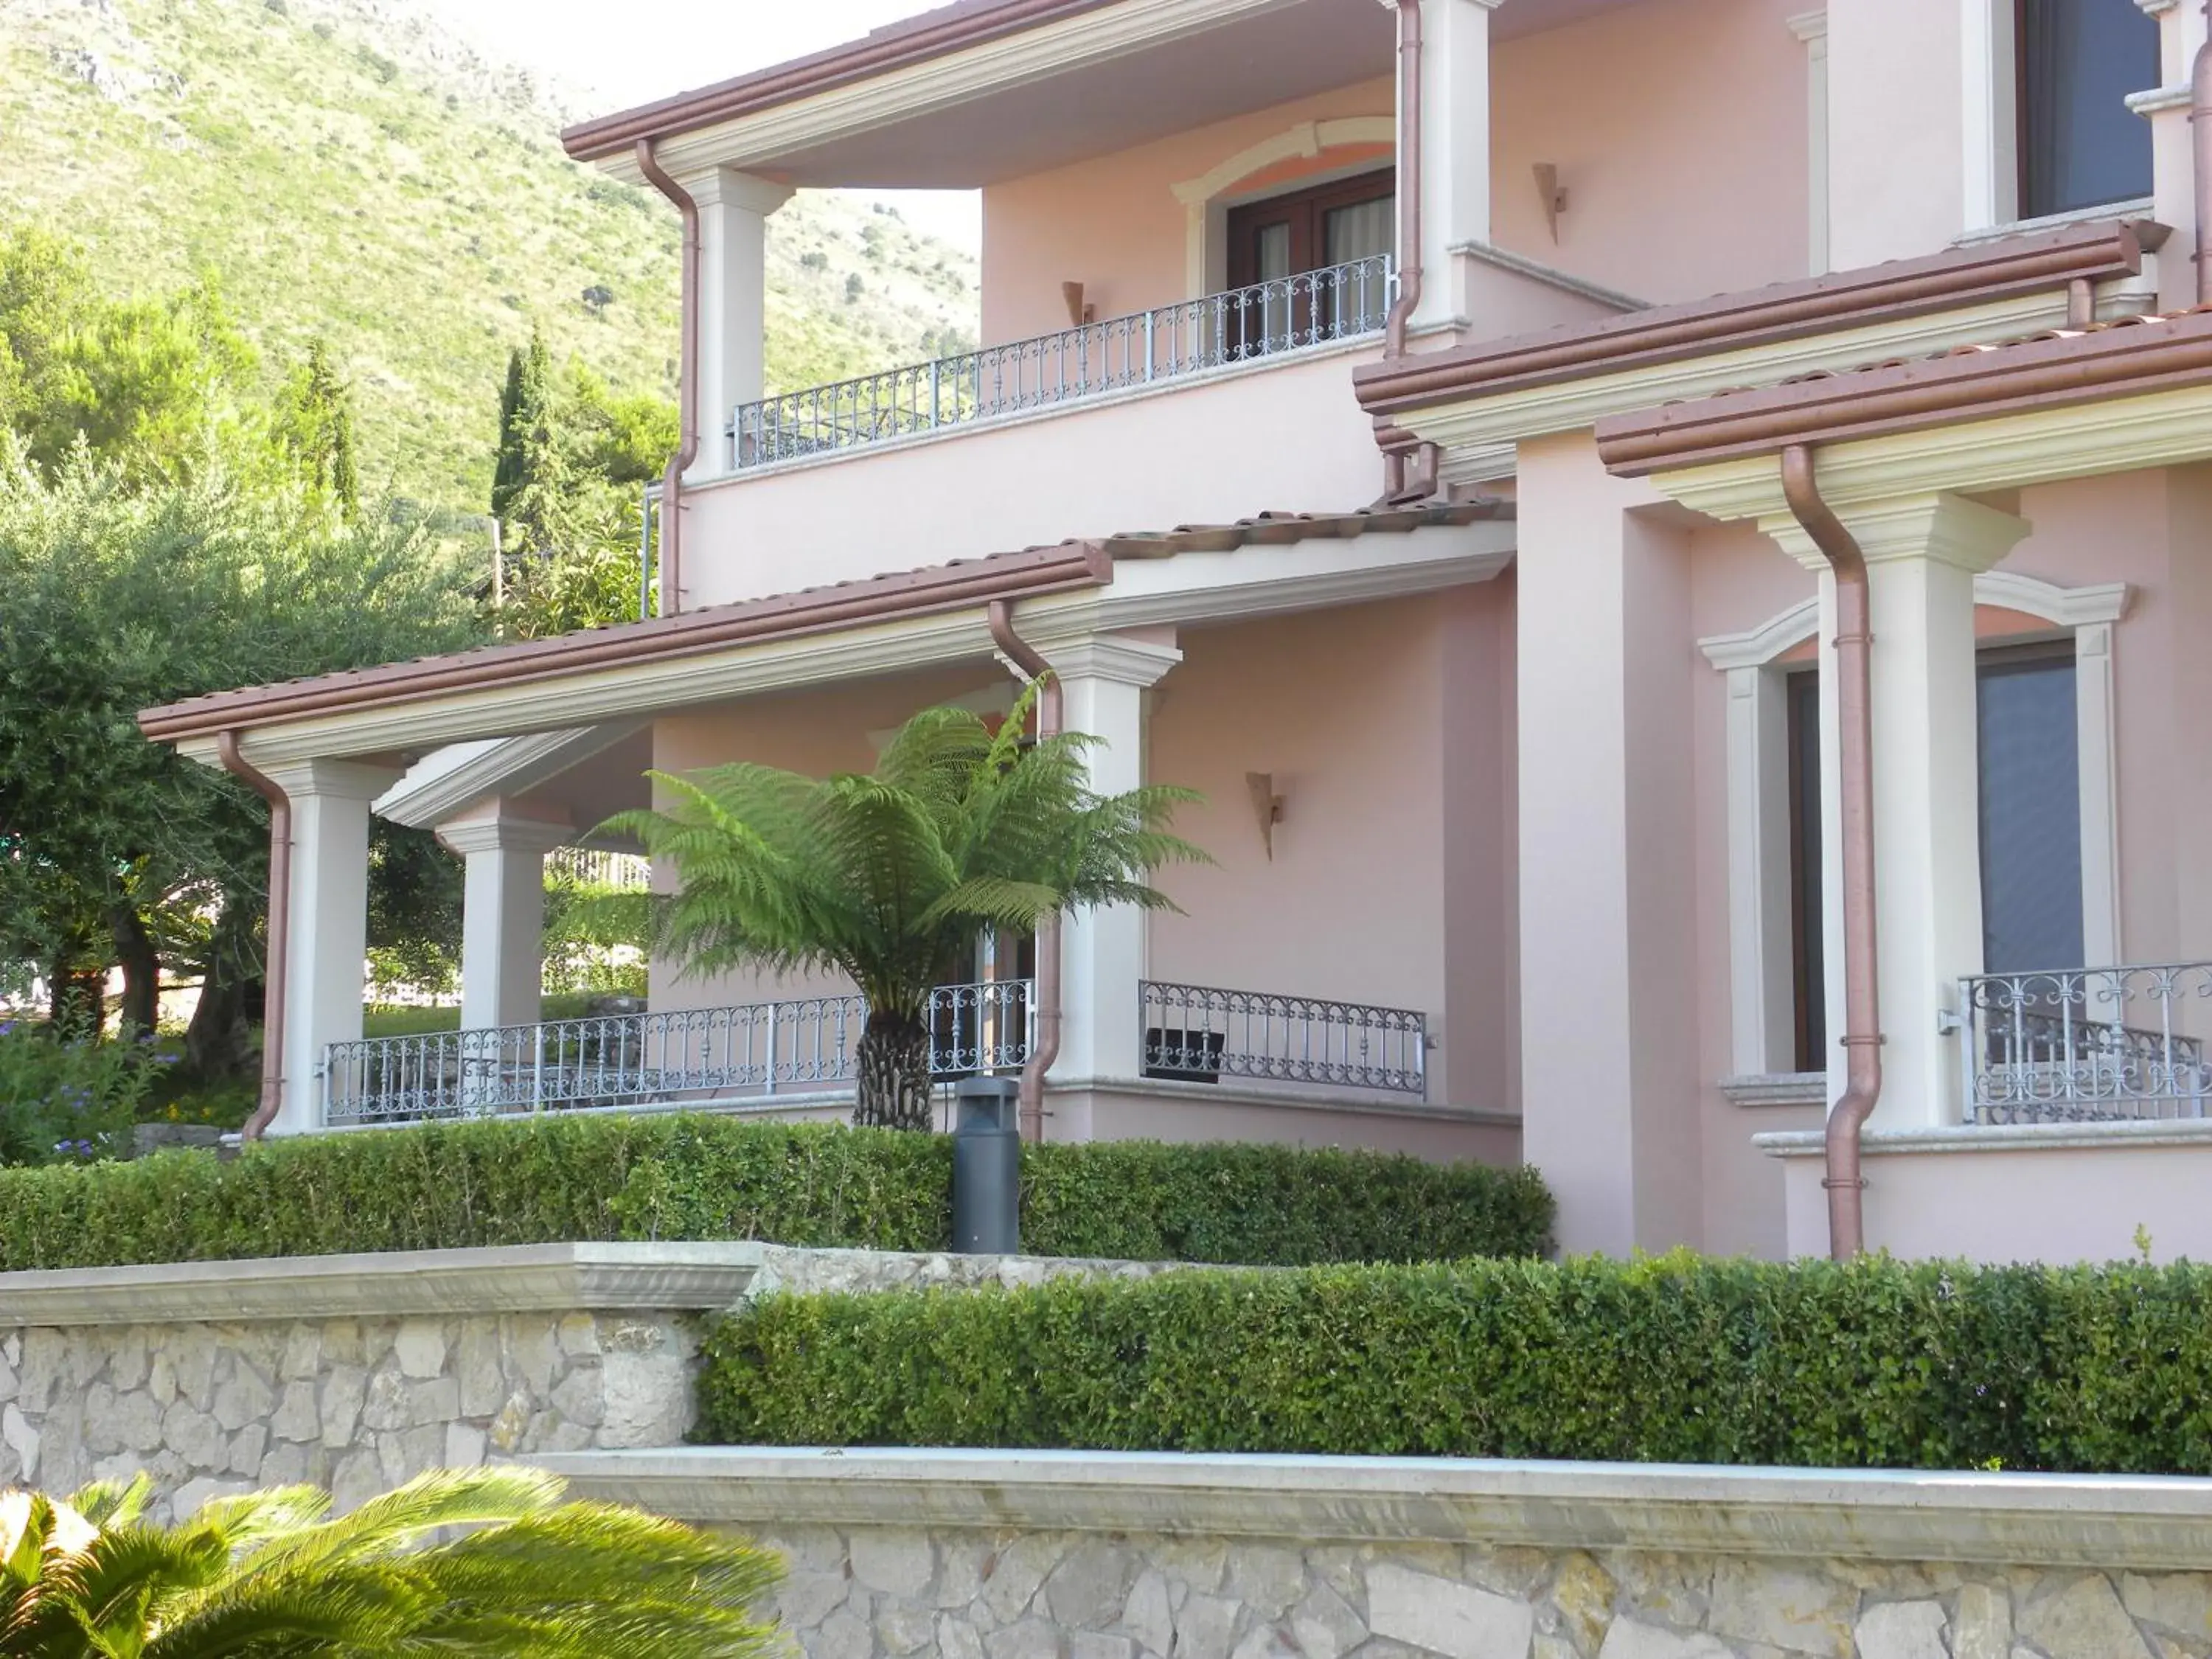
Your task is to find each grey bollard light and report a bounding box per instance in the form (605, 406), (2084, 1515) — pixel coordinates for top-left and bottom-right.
(951, 1076), (1020, 1255)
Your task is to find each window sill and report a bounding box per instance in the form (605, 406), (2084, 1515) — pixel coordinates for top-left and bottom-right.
(1952, 198), (2157, 248)
(1719, 1073), (1827, 1108)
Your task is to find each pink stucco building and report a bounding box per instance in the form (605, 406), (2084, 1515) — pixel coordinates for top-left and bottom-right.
(142, 0), (2212, 1265)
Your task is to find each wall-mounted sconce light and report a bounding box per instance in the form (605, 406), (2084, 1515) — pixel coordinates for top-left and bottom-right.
(1247, 771), (1287, 860)
(1533, 162), (1568, 243)
(1062, 280), (1095, 327)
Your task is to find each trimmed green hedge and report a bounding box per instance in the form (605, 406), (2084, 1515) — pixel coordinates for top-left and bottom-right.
(697, 1253), (2212, 1472)
(0, 1115), (1553, 1270)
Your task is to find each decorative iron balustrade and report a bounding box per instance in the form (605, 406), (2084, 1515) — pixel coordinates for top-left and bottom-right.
(322, 978), (1034, 1127)
(545, 847), (650, 891)
(732, 254), (1395, 468)
(1958, 963), (2212, 1123)
(1139, 980), (1427, 1098)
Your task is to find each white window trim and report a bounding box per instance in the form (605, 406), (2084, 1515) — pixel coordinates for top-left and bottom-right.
(1170, 116), (1396, 300)
(1961, 0), (2022, 233)
(1699, 571), (2130, 1081)
(1787, 11), (1830, 274)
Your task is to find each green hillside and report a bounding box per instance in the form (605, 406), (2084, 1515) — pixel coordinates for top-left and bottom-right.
(0, 0), (978, 504)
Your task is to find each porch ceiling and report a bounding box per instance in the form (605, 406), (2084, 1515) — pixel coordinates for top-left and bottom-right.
(568, 0), (1644, 189)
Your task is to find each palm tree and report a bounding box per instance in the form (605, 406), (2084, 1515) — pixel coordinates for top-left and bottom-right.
(0, 1466), (782, 1658)
(608, 683), (1204, 1130)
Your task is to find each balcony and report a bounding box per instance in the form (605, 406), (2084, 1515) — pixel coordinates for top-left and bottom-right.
(686, 258), (1399, 606)
(731, 255), (1395, 470)
(318, 973), (1430, 1127)
(1958, 963), (2212, 1124)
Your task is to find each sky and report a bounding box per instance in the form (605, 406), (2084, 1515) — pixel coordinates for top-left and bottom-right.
(431, 0), (984, 249)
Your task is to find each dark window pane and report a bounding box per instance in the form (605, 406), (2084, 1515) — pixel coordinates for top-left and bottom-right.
(2020, 0), (2158, 217)
(1978, 650), (2084, 973)
(1787, 670), (1826, 1072)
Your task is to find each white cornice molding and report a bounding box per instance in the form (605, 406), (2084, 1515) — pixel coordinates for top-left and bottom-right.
(378, 724), (645, 830)
(0, 1243), (767, 1328)
(1697, 599), (1818, 671)
(181, 522), (1517, 772)
(2126, 85), (2191, 115)
(435, 811), (576, 859)
(1700, 573), (2130, 675)
(1400, 291), (2088, 478)
(1785, 9), (1828, 41)
(1653, 381), (2212, 524)
(594, 0), (1296, 186)
(1757, 1118), (2212, 1158)
(1975, 568), (2132, 627)
(535, 1445), (2212, 1570)
(1172, 115), (1395, 207)
(1719, 1073), (1829, 1108)
(1761, 492), (2028, 577)
(681, 167), (796, 217)
(1449, 240), (1648, 312)
(1034, 633), (1184, 687)
(260, 758), (406, 801)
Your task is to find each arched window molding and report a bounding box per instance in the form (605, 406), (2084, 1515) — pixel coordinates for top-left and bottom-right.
(1697, 571), (2129, 1091)
(1169, 116), (1396, 299)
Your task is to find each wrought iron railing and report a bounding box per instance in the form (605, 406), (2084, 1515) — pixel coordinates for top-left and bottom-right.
(733, 254), (1395, 467)
(1138, 980), (1427, 1098)
(323, 978), (1034, 1127)
(545, 847), (650, 891)
(1958, 963), (2212, 1123)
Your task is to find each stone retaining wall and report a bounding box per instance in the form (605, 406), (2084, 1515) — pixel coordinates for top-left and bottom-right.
(747, 1526), (2205, 1659)
(0, 1307), (692, 1520)
(539, 1449), (2212, 1659)
(0, 1242), (1180, 1520)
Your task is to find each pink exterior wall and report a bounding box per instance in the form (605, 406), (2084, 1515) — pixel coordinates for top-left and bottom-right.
(647, 665), (1001, 1012)
(684, 345), (1388, 607)
(1826, 0), (1966, 268)
(979, 79), (1394, 345)
(1146, 588), (1519, 1114)
(1489, 0), (1812, 305)
(1776, 1135), (2212, 1265)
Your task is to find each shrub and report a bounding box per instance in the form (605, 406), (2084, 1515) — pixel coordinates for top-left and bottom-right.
(695, 1252), (2212, 1474)
(0, 1020), (156, 1167)
(0, 1113), (1552, 1270)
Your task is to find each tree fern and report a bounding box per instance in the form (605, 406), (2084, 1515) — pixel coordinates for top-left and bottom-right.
(605, 681), (1206, 1128)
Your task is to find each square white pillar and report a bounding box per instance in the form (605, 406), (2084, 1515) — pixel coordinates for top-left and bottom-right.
(2132, 1), (2206, 312)
(1035, 635), (1183, 1103)
(688, 167), (793, 480)
(1766, 492), (2028, 1130)
(1514, 437), (1703, 1256)
(438, 804), (573, 1032)
(1408, 0), (1503, 334)
(264, 759), (403, 1135)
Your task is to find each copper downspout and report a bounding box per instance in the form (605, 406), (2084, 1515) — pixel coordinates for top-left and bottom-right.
(2065, 276), (2096, 328)
(635, 139), (700, 618)
(2194, 2), (2212, 304)
(1779, 446), (1882, 1260)
(216, 732), (291, 1141)
(987, 599), (1061, 1145)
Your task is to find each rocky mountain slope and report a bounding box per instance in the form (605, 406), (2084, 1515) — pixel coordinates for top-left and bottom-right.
(0, 0), (979, 501)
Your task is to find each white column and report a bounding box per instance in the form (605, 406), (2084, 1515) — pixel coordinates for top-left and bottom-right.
(2131, 1), (2203, 312)
(687, 167), (793, 479)
(1037, 635), (1183, 1105)
(1408, 0), (1503, 334)
(1767, 493), (2028, 1130)
(1789, 11), (1832, 274)
(1515, 437), (1703, 1256)
(438, 804), (573, 1032)
(265, 759), (403, 1135)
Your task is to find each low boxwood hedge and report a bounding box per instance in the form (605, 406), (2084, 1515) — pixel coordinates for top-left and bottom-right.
(696, 1252), (2212, 1472)
(0, 1113), (1554, 1271)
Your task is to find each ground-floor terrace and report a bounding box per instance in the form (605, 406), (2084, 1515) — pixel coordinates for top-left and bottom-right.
(137, 477), (2212, 1267)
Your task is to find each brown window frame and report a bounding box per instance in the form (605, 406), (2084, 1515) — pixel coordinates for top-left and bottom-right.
(1224, 167), (1396, 291)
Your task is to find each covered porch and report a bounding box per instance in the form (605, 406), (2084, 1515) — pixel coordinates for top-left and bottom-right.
(138, 504), (1520, 1164)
